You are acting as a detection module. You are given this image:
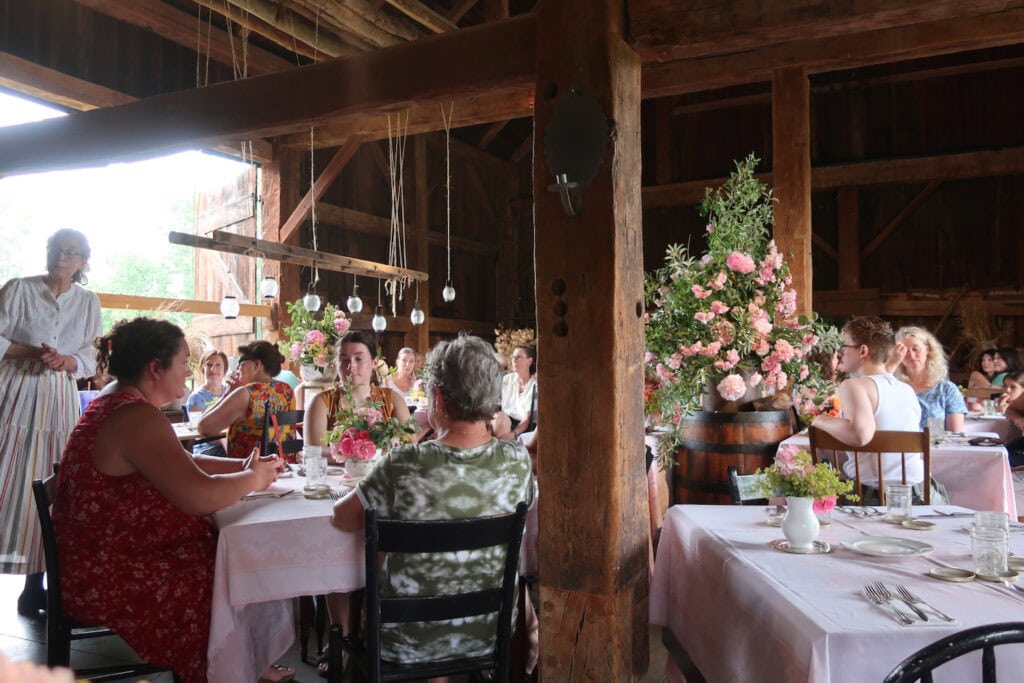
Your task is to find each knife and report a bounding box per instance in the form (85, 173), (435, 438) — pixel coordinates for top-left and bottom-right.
(915, 513), (974, 518)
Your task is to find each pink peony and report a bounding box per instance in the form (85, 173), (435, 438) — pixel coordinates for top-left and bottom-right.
(695, 311), (715, 324)
(752, 316), (773, 335)
(752, 336), (771, 356)
(710, 272), (728, 290)
(799, 364), (809, 381)
(774, 339), (796, 362)
(776, 290), (797, 317)
(306, 329), (326, 345)
(726, 251), (756, 274)
(813, 496), (837, 514)
(710, 300), (730, 315)
(290, 342), (303, 360)
(775, 445), (800, 475)
(644, 351), (655, 363)
(666, 354), (682, 370)
(691, 284), (712, 299)
(717, 374), (747, 401)
(354, 439), (377, 459)
(704, 341), (722, 356)
(747, 372), (763, 387)
(334, 315), (352, 334)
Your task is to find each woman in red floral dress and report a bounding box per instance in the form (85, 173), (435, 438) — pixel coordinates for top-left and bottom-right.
(52, 318), (283, 683)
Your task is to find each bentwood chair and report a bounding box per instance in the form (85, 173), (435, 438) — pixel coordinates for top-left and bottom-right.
(882, 622), (1024, 683)
(31, 476), (179, 682)
(328, 502), (529, 683)
(808, 426), (932, 505)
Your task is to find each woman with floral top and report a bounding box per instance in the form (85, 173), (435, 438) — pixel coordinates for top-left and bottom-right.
(197, 341), (294, 459)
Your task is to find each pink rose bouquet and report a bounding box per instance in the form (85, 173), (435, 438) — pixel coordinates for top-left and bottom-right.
(644, 155), (839, 433)
(324, 382), (417, 462)
(280, 301), (351, 370)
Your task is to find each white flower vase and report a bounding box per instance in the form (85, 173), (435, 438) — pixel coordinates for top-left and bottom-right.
(300, 363), (338, 384)
(345, 457), (375, 478)
(782, 496), (820, 550)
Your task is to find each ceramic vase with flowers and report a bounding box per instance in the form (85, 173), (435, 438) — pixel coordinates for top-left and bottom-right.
(644, 155), (838, 468)
(325, 383), (417, 478)
(280, 300), (351, 384)
(755, 445), (856, 549)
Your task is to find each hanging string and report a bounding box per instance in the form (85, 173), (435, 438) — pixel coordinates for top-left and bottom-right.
(441, 101), (454, 286)
(195, 5), (212, 87)
(386, 111), (410, 315)
(309, 125), (320, 288)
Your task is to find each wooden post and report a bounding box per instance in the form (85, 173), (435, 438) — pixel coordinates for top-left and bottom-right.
(534, 0), (648, 680)
(261, 143), (302, 337)
(837, 187), (860, 290)
(771, 67), (813, 315)
(411, 136), (431, 353)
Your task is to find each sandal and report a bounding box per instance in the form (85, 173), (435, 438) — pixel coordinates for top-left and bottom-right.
(316, 647), (330, 679)
(258, 664), (295, 683)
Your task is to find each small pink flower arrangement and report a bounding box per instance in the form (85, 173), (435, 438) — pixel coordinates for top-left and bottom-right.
(280, 301), (351, 370)
(324, 383), (417, 461)
(754, 445), (855, 509)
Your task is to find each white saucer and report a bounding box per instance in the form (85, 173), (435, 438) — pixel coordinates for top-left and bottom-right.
(769, 538), (832, 554)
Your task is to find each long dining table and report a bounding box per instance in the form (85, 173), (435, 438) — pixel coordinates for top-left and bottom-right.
(780, 431), (1018, 519)
(651, 504), (1024, 683)
(207, 467), (540, 682)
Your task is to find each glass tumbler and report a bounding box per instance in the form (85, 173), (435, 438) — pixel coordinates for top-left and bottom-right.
(982, 399), (998, 416)
(927, 417), (945, 440)
(971, 527), (1008, 577)
(302, 445), (331, 499)
(883, 484), (912, 523)
(975, 511), (1010, 533)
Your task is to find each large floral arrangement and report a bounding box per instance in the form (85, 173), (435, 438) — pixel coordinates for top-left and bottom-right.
(324, 383), (417, 461)
(281, 300), (351, 370)
(755, 445), (856, 513)
(645, 155), (824, 421)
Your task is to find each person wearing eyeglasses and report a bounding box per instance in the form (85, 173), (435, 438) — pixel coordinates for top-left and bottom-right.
(0, 228), (103, 617)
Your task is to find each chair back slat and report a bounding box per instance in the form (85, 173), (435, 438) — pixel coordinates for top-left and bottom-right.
(354, 502), (529, 683)
(261, 407), (304, 457)
(808, 426), (931, 505)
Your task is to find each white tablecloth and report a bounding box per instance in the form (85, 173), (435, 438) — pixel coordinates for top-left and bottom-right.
(781, 433), (1018, 518)
(208, 474), (364, 683)
(964, 413), (1021, 443)
(651, 505), (1024, 683)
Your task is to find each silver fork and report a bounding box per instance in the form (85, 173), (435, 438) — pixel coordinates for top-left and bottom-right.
(894, 585), (954, 622)
(873, 582), (928, 621)
(863, 584), (915, 624)
(329, 489), (343, 500)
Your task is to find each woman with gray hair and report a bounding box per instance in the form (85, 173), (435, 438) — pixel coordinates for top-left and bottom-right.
(0, 228), (102, 615)
(888, 325), (967, 432)
(331, 334), (534, 671)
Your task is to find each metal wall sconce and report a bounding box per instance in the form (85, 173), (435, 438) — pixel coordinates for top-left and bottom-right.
(543, 87), (610, 219)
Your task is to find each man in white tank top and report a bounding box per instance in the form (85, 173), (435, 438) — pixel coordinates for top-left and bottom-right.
(812, 317), (925, 487)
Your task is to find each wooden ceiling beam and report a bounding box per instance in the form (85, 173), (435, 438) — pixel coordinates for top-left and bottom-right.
(479, 119), (510, 148)
(642, 146), (1024, 208)
(630, 0), (1010, 63)
(72, 0), (293, 75)
(279, 137), (363, 244)
(0, 15), (536, 177)
(510, 132), (533, 163)
(317, 204), (498, 254)
(862, 180), (942, 257)
(97, 292), (271, 318)
(448, 0), (480, 23)
(483, 0), (510, 22)
(643, 6), (1024, 98)
(385, 0), (459, 32)
(297, 0), (403, 47)
(202, 0), (356, 58)
(336, 0), (426, 42)
(0, 51), (273, 164)
(279, 85), (534, 148)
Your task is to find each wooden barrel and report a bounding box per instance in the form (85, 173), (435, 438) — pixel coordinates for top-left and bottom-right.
(672, 410), (793, 505)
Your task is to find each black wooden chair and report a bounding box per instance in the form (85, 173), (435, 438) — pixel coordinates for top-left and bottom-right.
(259, 406), (305, 459)
(327, 502), (530, 683)
(882, 622), (1024, 683)
(31, 475), (178, 682)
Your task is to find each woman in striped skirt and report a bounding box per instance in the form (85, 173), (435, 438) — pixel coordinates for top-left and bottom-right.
(0, 229), (102, 615)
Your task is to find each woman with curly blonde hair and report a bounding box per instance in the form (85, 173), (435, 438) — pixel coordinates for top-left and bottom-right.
(887, 326), (967, 432)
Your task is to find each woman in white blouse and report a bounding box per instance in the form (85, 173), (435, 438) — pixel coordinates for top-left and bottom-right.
(497, 345), (537, 440)
(0, 229), (102, 616)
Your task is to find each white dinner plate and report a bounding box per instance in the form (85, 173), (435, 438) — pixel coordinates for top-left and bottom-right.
(842, 536), (934, 558)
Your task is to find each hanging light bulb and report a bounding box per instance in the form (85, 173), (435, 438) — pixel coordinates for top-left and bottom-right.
(410, 307), (425, 325)
(302, 281), (321, 313)
(260, 275), (279, 300)
(442, 278), (456, 303)
(371, 306), (388, 332)
(347, 281), (363, 314)
(219, 295), (240, 319)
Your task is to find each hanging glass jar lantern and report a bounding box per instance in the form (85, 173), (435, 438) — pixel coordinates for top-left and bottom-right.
(302, 281), (321, 313)
(219, 295), (240, 319)
(260, 275), (279, 300)
(347, 281), (363, 314)
(442, 278), (456, 303)
(371, 306), (387, 332)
